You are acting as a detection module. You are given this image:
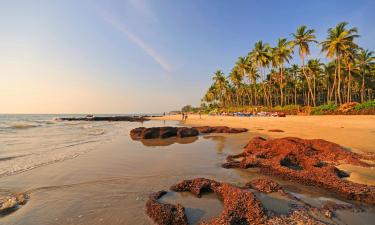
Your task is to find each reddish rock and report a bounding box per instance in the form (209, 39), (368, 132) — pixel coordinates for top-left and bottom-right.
(223, 136), (375, 204)
(277, 112), (286, 117)
(147, 178), (328, 225)
(171, 178), (267, 225)
(145, 191), (188, 225)
(247, 178), (282, 193)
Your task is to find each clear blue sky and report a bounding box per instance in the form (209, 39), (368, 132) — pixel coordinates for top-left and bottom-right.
(1, 0), (374, 113)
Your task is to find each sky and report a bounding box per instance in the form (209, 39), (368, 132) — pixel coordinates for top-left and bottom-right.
(1, 0), (374, 114)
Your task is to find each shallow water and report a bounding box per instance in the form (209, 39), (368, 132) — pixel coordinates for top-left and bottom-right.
(0, 117), (374, 224)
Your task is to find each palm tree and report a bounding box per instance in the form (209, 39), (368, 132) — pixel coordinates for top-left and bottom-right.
(273, 38), (294, 106)
(357, 49), (375, 102)
(289, 64), (300, 104)
(229, 67), (243, 106)
(212, 70), (228, 106)
(249, 41), (272, 106)
(321, 22), (359, 104)
(291, 25), (318, 106)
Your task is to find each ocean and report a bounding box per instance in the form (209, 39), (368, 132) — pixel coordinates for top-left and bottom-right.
(0, 114), (143, 177)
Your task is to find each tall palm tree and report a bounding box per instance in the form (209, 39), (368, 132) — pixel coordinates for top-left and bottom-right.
(291, 25), (318, 106)
(321, 22), (359, 104)
(229, 67), (243, 106)
(273, 38), (294, 106)
(249, 41), (272, 106)
(212, 70), (227, 106)
(356, 49), (375, 102)
(289, 64), (300, 104)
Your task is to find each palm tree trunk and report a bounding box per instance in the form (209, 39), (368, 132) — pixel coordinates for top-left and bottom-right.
(280, 67), (284, 106)
(337, 55), (342, 104)
(361, 69), (365, 103)
(347, 63), (351, 103)
(301, 57), (316, 106)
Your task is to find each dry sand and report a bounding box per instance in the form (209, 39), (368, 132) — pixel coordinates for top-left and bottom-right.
(151, 114), (375, 185)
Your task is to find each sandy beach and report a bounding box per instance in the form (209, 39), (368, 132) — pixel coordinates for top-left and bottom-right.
(151, 114), (375, 186)
(151, 115), (375, 154)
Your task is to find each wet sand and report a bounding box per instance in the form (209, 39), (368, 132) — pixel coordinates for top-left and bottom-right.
(1, 120), (374, 224)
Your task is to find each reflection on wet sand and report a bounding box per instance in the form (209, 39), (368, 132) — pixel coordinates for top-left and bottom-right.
(136, 136), (199, 147)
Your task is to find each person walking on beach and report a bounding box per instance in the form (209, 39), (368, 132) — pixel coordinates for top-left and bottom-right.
(182, 113), (185, 120)
(185, 113), (188, 120)
(199, 110), (202, 119)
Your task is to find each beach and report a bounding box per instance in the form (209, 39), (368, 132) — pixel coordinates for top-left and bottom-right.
(0, 115), (375, 224)
(152, 115), (375, 154)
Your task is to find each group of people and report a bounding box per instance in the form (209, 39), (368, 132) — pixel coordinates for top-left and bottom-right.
(181, 113), (188, 120)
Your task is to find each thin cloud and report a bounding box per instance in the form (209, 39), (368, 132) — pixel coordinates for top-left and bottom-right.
(102, 12), (173, 72)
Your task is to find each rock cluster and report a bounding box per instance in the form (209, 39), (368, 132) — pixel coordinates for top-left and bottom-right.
(222, 136), (375, 204)
(130, 126), (248, 140)
(146, 178), (328, 225)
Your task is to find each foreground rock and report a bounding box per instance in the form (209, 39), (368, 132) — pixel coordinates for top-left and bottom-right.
(130, 126), (248, 140)
(59, 116), (149, 122)
(145, 191), (188, 225)
(223, 136), (375, 204)
(146, 178), (328, 225)
(0, 191), (29, 216)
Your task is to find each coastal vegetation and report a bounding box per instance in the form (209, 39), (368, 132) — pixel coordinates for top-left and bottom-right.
(200, 22), (375, 115)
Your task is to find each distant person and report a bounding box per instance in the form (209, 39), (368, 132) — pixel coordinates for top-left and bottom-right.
(182, 113), (185, 120)
(185, 113), (188, 120)
(199, 111), (202, 119)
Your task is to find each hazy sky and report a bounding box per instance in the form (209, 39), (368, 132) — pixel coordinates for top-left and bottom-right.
(1, 0), (374, 113)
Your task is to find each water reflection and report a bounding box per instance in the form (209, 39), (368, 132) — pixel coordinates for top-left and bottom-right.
(136, 136), (199, 147)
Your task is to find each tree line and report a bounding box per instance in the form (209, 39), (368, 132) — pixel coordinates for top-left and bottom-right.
(202, 22), (375, 109)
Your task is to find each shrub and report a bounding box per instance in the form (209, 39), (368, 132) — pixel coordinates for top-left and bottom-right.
(353, 100), (375, 110)
(311, 103), (337, 115)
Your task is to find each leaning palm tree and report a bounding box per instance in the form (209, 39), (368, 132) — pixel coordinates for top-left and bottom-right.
(291, 25), (318, 106)
(249, 41), (272, 106)
(321, 22), (359, 104)
(356, 48), (375, 102)
(273, 38), (294, 106)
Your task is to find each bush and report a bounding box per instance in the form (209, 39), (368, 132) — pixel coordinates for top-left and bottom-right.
(311, 103), (337, 115)
(353, 100), (375, 110)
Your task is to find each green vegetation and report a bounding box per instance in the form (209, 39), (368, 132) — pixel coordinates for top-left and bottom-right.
(201, 22), (375, 113)
(353, 100), (375, 110)
(311, 103), (337, 115)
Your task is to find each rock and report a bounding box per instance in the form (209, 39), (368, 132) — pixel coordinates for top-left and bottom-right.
(247, 178), (282, 193)
(176, 127), (199, 138)
(147, 178), (327, 225)
(223, 136), (375, 204)
(0, 191), (29, 215)
(130, 126), (248, 140)
(171, 178), (266, 225)
(145, 191), (188, 225)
